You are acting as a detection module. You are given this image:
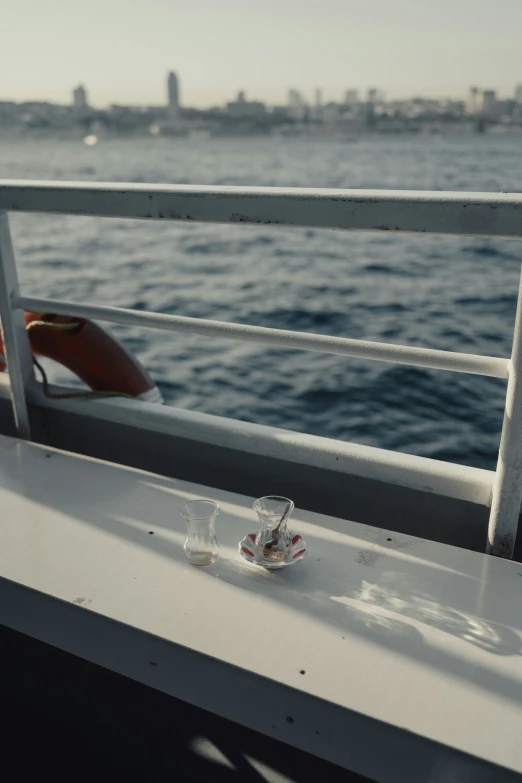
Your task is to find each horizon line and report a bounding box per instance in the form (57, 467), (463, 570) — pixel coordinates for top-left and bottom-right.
(2, 85), (520, 111)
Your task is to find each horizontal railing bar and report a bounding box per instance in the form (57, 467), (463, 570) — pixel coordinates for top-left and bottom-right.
(0, 375), (489, 507)
(17, 295), (509, 379)
(1, 180), (522, 238)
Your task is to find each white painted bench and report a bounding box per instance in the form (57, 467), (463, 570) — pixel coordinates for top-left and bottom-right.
(0, 434), (521, 782)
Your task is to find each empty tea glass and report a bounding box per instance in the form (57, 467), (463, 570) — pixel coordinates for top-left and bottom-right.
(179, 499), (220, 566)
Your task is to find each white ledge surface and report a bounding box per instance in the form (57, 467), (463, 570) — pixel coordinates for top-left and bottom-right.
(0, 435), (520, 781)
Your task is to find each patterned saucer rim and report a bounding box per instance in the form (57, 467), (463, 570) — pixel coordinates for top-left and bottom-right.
(238, 531), (307, 569)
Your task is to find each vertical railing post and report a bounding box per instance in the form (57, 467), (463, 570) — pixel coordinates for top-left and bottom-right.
(487, 268), (522, 558)
(0, 211), (33, 439)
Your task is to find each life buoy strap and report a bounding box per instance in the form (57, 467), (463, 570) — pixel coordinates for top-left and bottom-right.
(0, 312), (162, 403)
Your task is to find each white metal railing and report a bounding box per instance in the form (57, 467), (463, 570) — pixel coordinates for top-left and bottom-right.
(0, 180), (521, 558)
(15, 296), (509, 379)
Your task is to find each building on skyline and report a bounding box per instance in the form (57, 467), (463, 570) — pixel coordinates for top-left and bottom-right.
(72, 85), (88, 110)
(482, 90), (497, 116)
(226, 91), (266, 117)
(344, 90), (359, 106)
(467, 87), (497, 117)
(287, 89), (306, 120)
(515, 84), (522, 104)
(467, 87), (480, 114)
(167, 71), (180, 116)
(367, 88), (385, 104)
(314, 89), (323, 121)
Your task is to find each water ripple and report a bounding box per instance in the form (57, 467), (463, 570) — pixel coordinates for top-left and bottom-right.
(5, 133), (522, 470)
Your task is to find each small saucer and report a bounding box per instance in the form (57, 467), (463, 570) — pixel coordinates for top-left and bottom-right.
(239, 532), (307, 570)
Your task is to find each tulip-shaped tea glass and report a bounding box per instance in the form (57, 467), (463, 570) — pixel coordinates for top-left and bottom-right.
(239, 495), (307, 569)
(179, 500), (219, 566)
(254, 495), (294, 565)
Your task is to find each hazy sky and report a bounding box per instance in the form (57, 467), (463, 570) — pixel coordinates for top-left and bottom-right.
(3, 0), (522, 107)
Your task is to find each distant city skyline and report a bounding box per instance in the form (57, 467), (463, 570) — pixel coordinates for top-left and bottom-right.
(6, 85), (522, 109)
(4, 76), (522, 111)
(5, 78), (521, 111)
(2, 0), (522, 108)
(3, 69), (520, 138)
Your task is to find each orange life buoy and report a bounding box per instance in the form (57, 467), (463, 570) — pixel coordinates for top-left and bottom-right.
(0, 312), (162, 402)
